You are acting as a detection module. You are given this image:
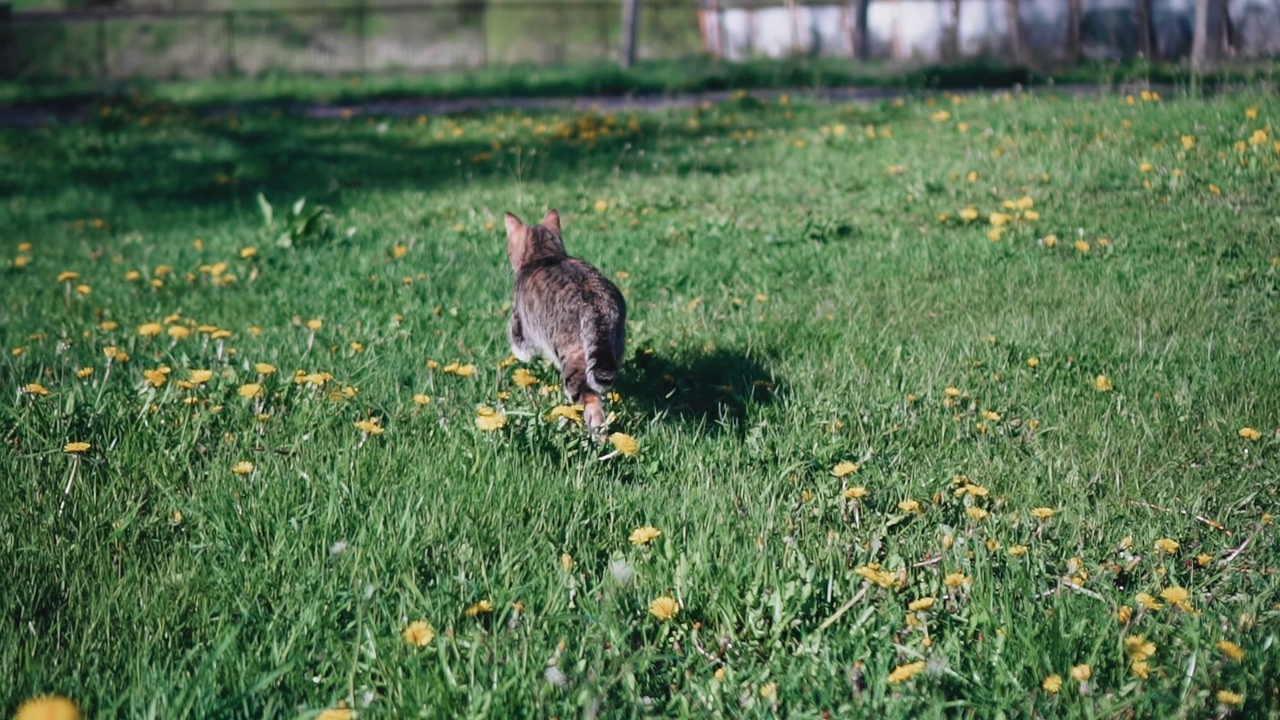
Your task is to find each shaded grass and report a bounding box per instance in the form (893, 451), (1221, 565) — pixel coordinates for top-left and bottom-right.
(1, 86), (1279, 718)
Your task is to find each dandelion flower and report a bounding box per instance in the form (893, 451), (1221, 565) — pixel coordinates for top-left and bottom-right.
(1181, 135), (1196, 150)
(1217, 640), (1245, 662)
(886, 660), (927, 684)
(137, 322), (163, 337)
(547, 404), (583, 426)
(982, 410), (1000, 422)
(445, 362), (477, 378)
(23, 383), (50, 396)
(306, 319), (323, 331)
(512, 368), (538, 388)
(1135, 592), (1163, 611)
(1216, 690), (1244, 706)
(629, 526), (661, 545)
(1074, 240), (1091, 254)
(844, 486), (868, 500)
(1117, 605), (1133, 623)
(186, 369), (212, 385)
(63, 442), (90, 454)
(609, 432), (638, 457)
(354, 418), (384, 435)
(832, 461), (859, 477)
(1094, 375), (1113, 392)
(944, 386), (961, 398)
(897, 499), (922, 514)
(464, 599), (494, 617)
(232, 461), (254, 475)
(966, 507), (990, 521)
(143, 366), (171, 387)
(759, 682), (777, 699)
(959, 207), (979, 221)
(714, 667), (726, 682)
(1238, 427), (1261, 441)
(254, 362), (277, 375)
(1124, 635), (1156, 662)
(1030, 507), (1055, 520)
(1027, 357), (1040, 368)
(167, 326), (191, 340)
(238, 383), (262, 399)
(75, 368), (93, 379)
(943, 571), (969, 588)
(1007, 545), (1028, 556)
(1042, 674), (1062, 693)
(1160, 585), (1192, 611)
(989, 212), (1012, 227)
(315, 702), (353, 720)
(1070, 664), (1091, 682)
(402, 620), (435, 647)
(57, 271), (79, 283)
(413, 394), (431, 406)
(649, 596), (679, 621)
(13, 696), (80, 720)
(1154, 537), (1179, 554)
(908, 597), (935, 611)
(854, 565), (897, 588)
(475, 406), (507, 431)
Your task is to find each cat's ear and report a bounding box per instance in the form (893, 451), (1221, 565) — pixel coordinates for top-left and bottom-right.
(541, 209), (561, 235)
(504, 212), (525, 237)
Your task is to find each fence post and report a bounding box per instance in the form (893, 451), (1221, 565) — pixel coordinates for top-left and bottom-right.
(1066, 0), (1081, 63)
(356, 3), (367, 73)
(620, 0), (640, 69)
(225, 11), (236, 77)
(97, 13), (107, 85)
(1134, 0), (1153, 58)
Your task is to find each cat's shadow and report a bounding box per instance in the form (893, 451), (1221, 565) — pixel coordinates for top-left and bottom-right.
(616, 347), (783, 434)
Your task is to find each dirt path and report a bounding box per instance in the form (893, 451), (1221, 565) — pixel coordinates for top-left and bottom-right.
(0, 83), (1157, 126)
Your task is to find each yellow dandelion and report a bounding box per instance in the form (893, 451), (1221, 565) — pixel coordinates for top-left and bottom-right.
(989, 212), (1012, 227)
(189, 369), (213, 385)
(413, 393), (431, 406)
(982, 410), (1000, 422)
(1217, 640), (1245, 662)
(1154, 537), (1179, 554)
(137, 322), (163, 337)
(609, 432), (638, 457)
(1117, 605), (1133, 623)
(1007, 545), (1028, 556)
(1030, 507), (1055, 520)
(759, 682), (777, 699)
(1135, 592), (1163, 611)
(1094, 374), (1113, 392)
(63, 442), (90, 454)
(464, 599), (494, 617)
(238, 383), (262, 399)
(315, 702), (354, 720)
(23, 383), (50, 396)
(1216, 690), (1243, 706)
(254, 362), (277, 375)
(897, 499), (922, 514)
(1238, 427), (1261, 441)
(1075, 240), (1091, 254)
(844, 486), (868, 500)
(1042, 674), (1062, 693)
(232, 461), (254, 475)
(1139, 162), (1154, 172)
(1124, 635), (1156, 662)
(943, 571), (969, 588)
(944, 386), (961, 398)
(511, 368), (538, 388)
(966, 506), (990, 521)
(1181, 135), (1195, 150)
(547, 404), (583, 426)
(306, 319), (323, 331)
(56, 271), (78, 283)
(13, 696), (80, 720)
(475, 406), (507, 431)
(959, 207), (979, 221)
(1160, 585), (1191, 609)
(629, 526), (661, 545)
(886, 660), (927, 684)
(167, 326), (191, 340)
(908, 597), (935, 611)
(649, 596), (679, 621)
(75, 368), (93, 379)
(354, 418), (384, 435)
(854, 565), (897, 589)
(832, 461), (858, 477)
(1070, 664), (1091, 682)
(402, 620), (435, 647)
(142, 366), (171, 388)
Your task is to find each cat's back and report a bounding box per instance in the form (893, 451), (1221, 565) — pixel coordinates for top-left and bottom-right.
(517, 254), (623, 312)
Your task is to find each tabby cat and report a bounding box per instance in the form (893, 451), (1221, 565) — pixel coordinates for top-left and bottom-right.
(505, 209), (626, 437)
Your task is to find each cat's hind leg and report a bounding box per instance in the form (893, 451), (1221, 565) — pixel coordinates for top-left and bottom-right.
(561, 349), (607, 440)
(508, 308), (534, 363)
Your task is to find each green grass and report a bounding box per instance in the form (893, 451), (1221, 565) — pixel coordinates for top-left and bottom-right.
(4, 56), (1279, 110)
(2, 86), (1279, 719)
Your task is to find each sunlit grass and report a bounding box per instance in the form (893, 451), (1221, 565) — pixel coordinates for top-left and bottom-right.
(2, 86), (1278, 718)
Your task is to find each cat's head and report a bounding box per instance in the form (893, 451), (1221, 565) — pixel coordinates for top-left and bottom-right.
(504, 210), (566, 271)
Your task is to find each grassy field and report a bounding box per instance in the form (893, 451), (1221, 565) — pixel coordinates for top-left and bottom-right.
(2, 84), (1279, 719)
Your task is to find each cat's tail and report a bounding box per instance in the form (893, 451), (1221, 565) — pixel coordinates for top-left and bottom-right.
(582, 313), (619, 395)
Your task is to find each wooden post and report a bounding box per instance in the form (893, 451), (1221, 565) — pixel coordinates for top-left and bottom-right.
(1216, 0), (1232, 58)
(356, 2), (367, 73)
(1134, 0), (1154, 58)
(1191, 0), (1209, 71)
(948, 0), (960, 60)
(620, 0), (640, 69)
(1066, 0), (1081, 64)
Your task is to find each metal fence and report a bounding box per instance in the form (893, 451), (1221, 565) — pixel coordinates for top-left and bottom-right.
(1, 1), (702, 81)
